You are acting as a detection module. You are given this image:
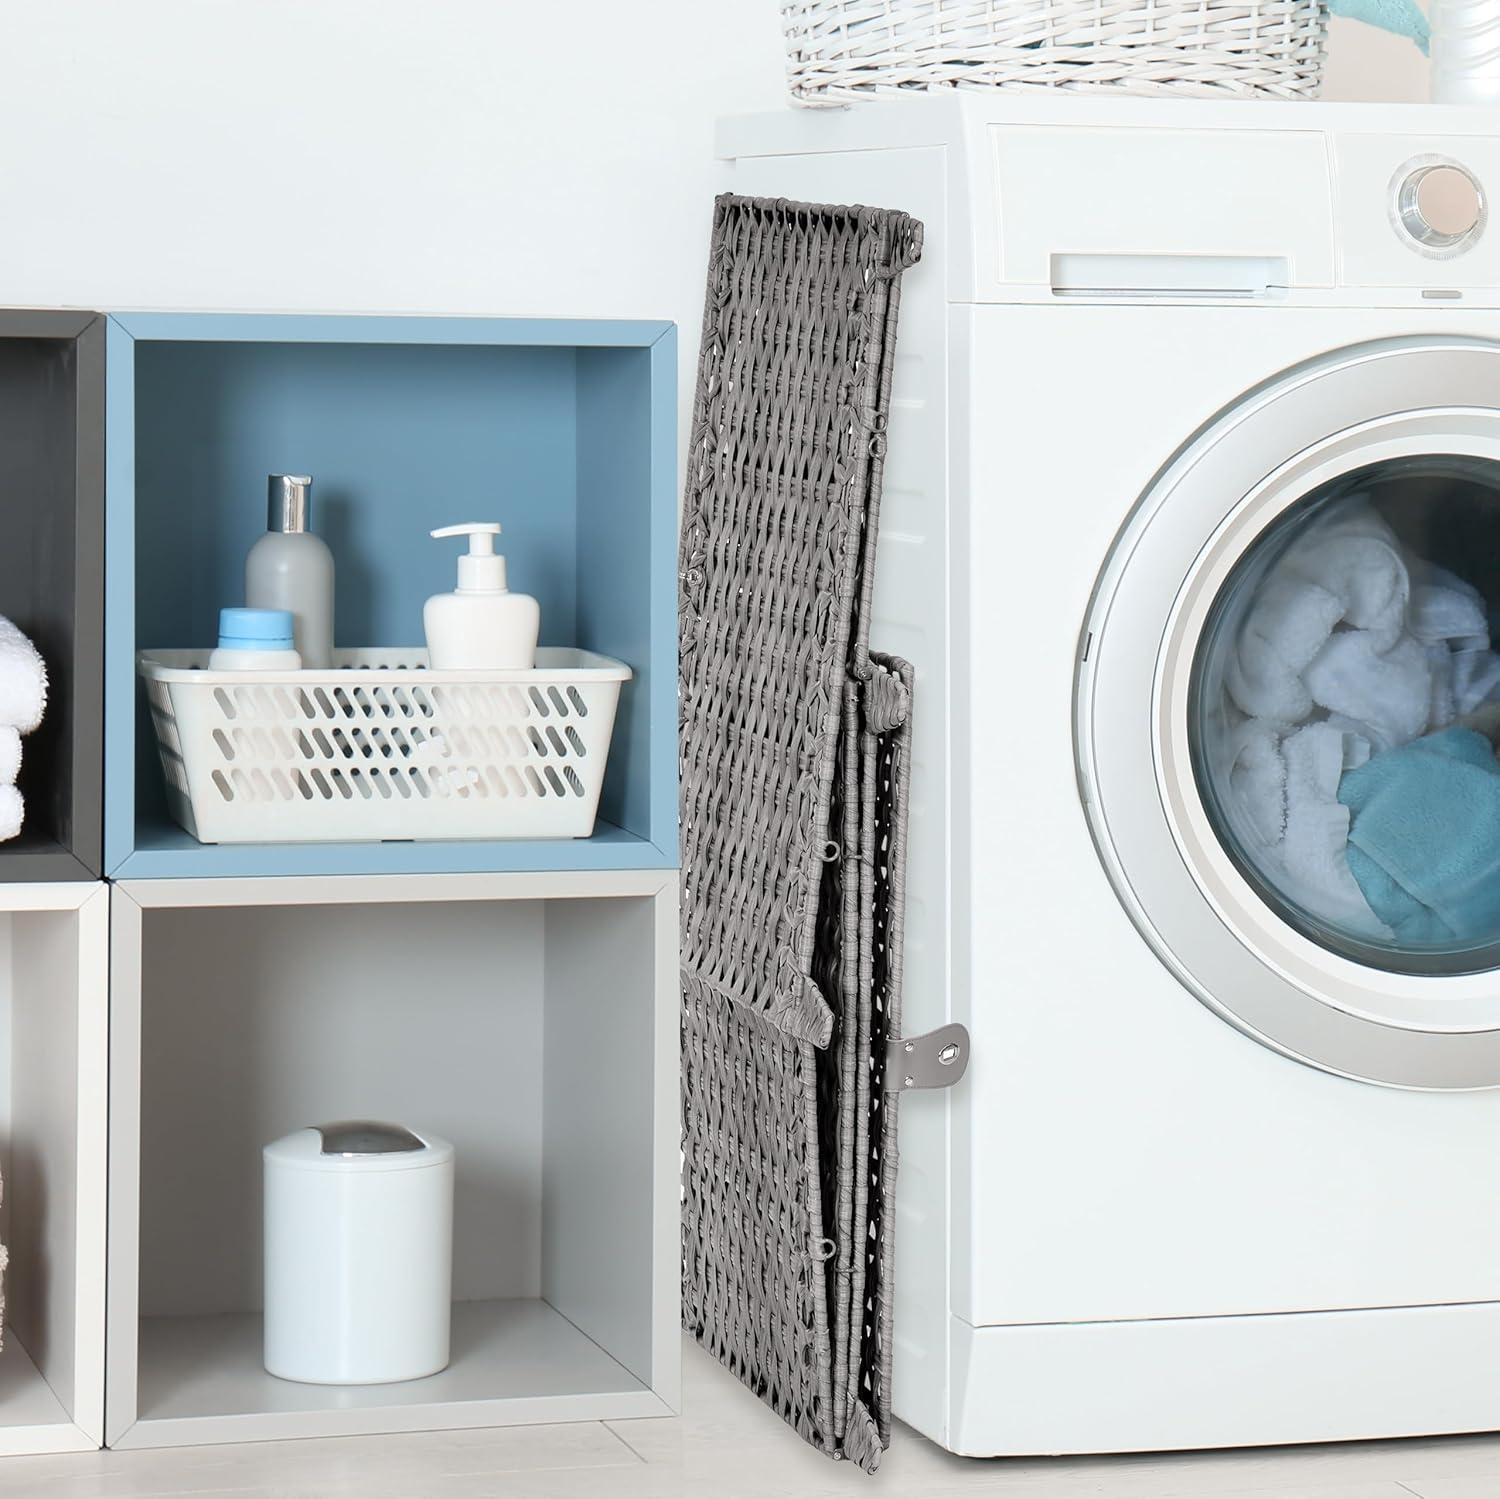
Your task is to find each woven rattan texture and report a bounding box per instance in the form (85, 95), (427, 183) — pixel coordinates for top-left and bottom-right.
(780, 0), (1329, 101)
(679, 195), (920, 1471)
(858, 654), (914, 1446)
(679, 194), (919, 1048)
(681, 972), (830, 1447)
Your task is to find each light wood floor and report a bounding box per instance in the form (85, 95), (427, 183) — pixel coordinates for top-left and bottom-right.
(7, 1336), (1500, 1497)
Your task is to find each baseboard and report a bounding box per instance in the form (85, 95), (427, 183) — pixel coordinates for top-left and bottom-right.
(944, 1301), (1500, 1457)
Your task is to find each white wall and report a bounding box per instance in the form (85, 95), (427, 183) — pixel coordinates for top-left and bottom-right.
(0, 1), (787, 448)
(0, 1), (1429, 423)
(1325, 13), (1431, 103)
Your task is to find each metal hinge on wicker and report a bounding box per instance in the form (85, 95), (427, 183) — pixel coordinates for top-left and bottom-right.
(679, 194), (966, 1474)
(887, 1023), (971, 1091)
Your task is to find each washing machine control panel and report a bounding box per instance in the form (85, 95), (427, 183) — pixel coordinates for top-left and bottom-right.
(980, 123), (1500, 301)
(1332, 133), (1500, 291)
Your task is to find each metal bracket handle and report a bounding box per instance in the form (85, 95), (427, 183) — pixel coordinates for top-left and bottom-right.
(886, 1022), (970, 1091)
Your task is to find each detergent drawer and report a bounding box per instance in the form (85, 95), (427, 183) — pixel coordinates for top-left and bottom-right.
(978, 124), (1336, 299)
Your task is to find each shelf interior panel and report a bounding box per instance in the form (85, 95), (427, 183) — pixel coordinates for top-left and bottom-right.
(135, 1299), (649, 1426)
(122, 330), (671, 875)
(0, 1335), (76, 1438)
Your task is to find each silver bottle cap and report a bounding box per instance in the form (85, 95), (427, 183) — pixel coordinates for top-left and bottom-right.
(268, 474), (313, 533)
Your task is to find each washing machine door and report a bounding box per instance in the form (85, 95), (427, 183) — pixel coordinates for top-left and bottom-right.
(1079, 335), (1500, 1089)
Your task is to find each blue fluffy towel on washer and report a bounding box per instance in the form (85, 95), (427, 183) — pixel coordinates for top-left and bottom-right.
(1328, 0), (1429, 51)
(1338, 726), (1500, 944)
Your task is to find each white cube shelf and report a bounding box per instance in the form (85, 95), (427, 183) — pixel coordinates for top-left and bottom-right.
(107, 871), (678, 1449)
(0, 882), (107, 1455)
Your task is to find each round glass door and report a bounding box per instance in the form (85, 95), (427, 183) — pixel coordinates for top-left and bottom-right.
(1077, 337), (1500, 1088)
(1192, 455), (1500, 977)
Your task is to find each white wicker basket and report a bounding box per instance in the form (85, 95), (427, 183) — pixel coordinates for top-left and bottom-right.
(781, 0), (1329, 101)
(139, 647), (630, 844)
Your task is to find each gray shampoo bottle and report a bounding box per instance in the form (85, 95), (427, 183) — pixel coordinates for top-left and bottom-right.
(246, 474), (335, 669)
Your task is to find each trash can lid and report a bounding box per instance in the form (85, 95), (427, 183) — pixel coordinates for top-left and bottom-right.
(264, 1121), (455, 1173)
(317, 1120), (424, 1155)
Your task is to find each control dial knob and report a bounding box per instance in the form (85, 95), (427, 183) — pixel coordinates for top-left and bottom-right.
(1395, 159), (1486, 255)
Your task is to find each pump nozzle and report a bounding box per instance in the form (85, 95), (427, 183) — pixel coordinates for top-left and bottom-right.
(431, 522), (507, 592)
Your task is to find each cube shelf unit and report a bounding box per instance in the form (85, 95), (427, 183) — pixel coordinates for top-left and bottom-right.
(0, 312), (105, 882)
(0, 307), (681, 1457)
(0, 882), (108, 1455)
(104, 313), (678, 880)
(107, 870), (678, 1449)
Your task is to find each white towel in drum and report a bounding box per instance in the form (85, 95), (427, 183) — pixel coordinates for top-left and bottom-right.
(1281, 504), (1411, 653)
(1407, 560), (1500, 725)
(1224, 575), (1345, 724)
(1302, 629), (1432, 750)
(1225, 503), (1410, 726)
(0, 617), (45, 734)
(1279, 721), (1388, 935)
(1227, 718), (1287, 847)
(1213, 503), (1500, 938)
(1408, 560), (1490, 649)
(1226, 717), (1390, 938)
(1226, 505), (1500, 757)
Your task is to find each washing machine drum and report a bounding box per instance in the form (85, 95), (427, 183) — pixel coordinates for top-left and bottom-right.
(1080, 335), (1500, 1089)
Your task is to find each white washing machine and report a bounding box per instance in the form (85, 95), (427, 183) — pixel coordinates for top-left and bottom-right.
(721, 96), (1500, 1457)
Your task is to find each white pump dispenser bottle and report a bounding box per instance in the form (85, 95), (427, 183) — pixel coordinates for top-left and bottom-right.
(424, 523), (540, 670)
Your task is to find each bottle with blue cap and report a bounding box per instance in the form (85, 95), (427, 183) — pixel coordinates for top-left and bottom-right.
(209, 608), (303, 671)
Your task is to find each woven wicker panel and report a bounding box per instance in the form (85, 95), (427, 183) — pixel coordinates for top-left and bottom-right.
(681, 972), (831, 1446)
(855, 654), (914, 1445)
(679, 194), (921, 1049)
(811, 675), (874, 1450)
(680, 662), (914, 1469)
(819, 655), (914, 1459)
(780, 0), (1329, 102)
(679, 195), (920, 1471)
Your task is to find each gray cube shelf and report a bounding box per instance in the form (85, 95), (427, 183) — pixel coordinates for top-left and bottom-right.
(0, 312), (105, 881)
(107, 872), (679, 1449)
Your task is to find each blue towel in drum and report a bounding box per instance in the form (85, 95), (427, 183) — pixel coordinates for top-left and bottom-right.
(1338, 727), (1500, 944)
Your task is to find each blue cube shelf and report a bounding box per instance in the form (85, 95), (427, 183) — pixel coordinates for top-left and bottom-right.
(105, 314), (677, 879)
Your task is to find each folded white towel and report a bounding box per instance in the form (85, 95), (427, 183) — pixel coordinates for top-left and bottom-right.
(0, 618), (45, 734)
(0, 785), (22, 842)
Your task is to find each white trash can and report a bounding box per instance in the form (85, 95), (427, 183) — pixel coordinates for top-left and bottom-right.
(263, 1120), (455, 1384)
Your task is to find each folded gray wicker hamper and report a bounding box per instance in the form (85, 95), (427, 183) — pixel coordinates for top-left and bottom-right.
(679, 194), (964, 1471)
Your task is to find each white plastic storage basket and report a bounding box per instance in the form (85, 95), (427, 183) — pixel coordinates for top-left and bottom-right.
(139, 648), (630, 844)
(780, 0), (1329, 101)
